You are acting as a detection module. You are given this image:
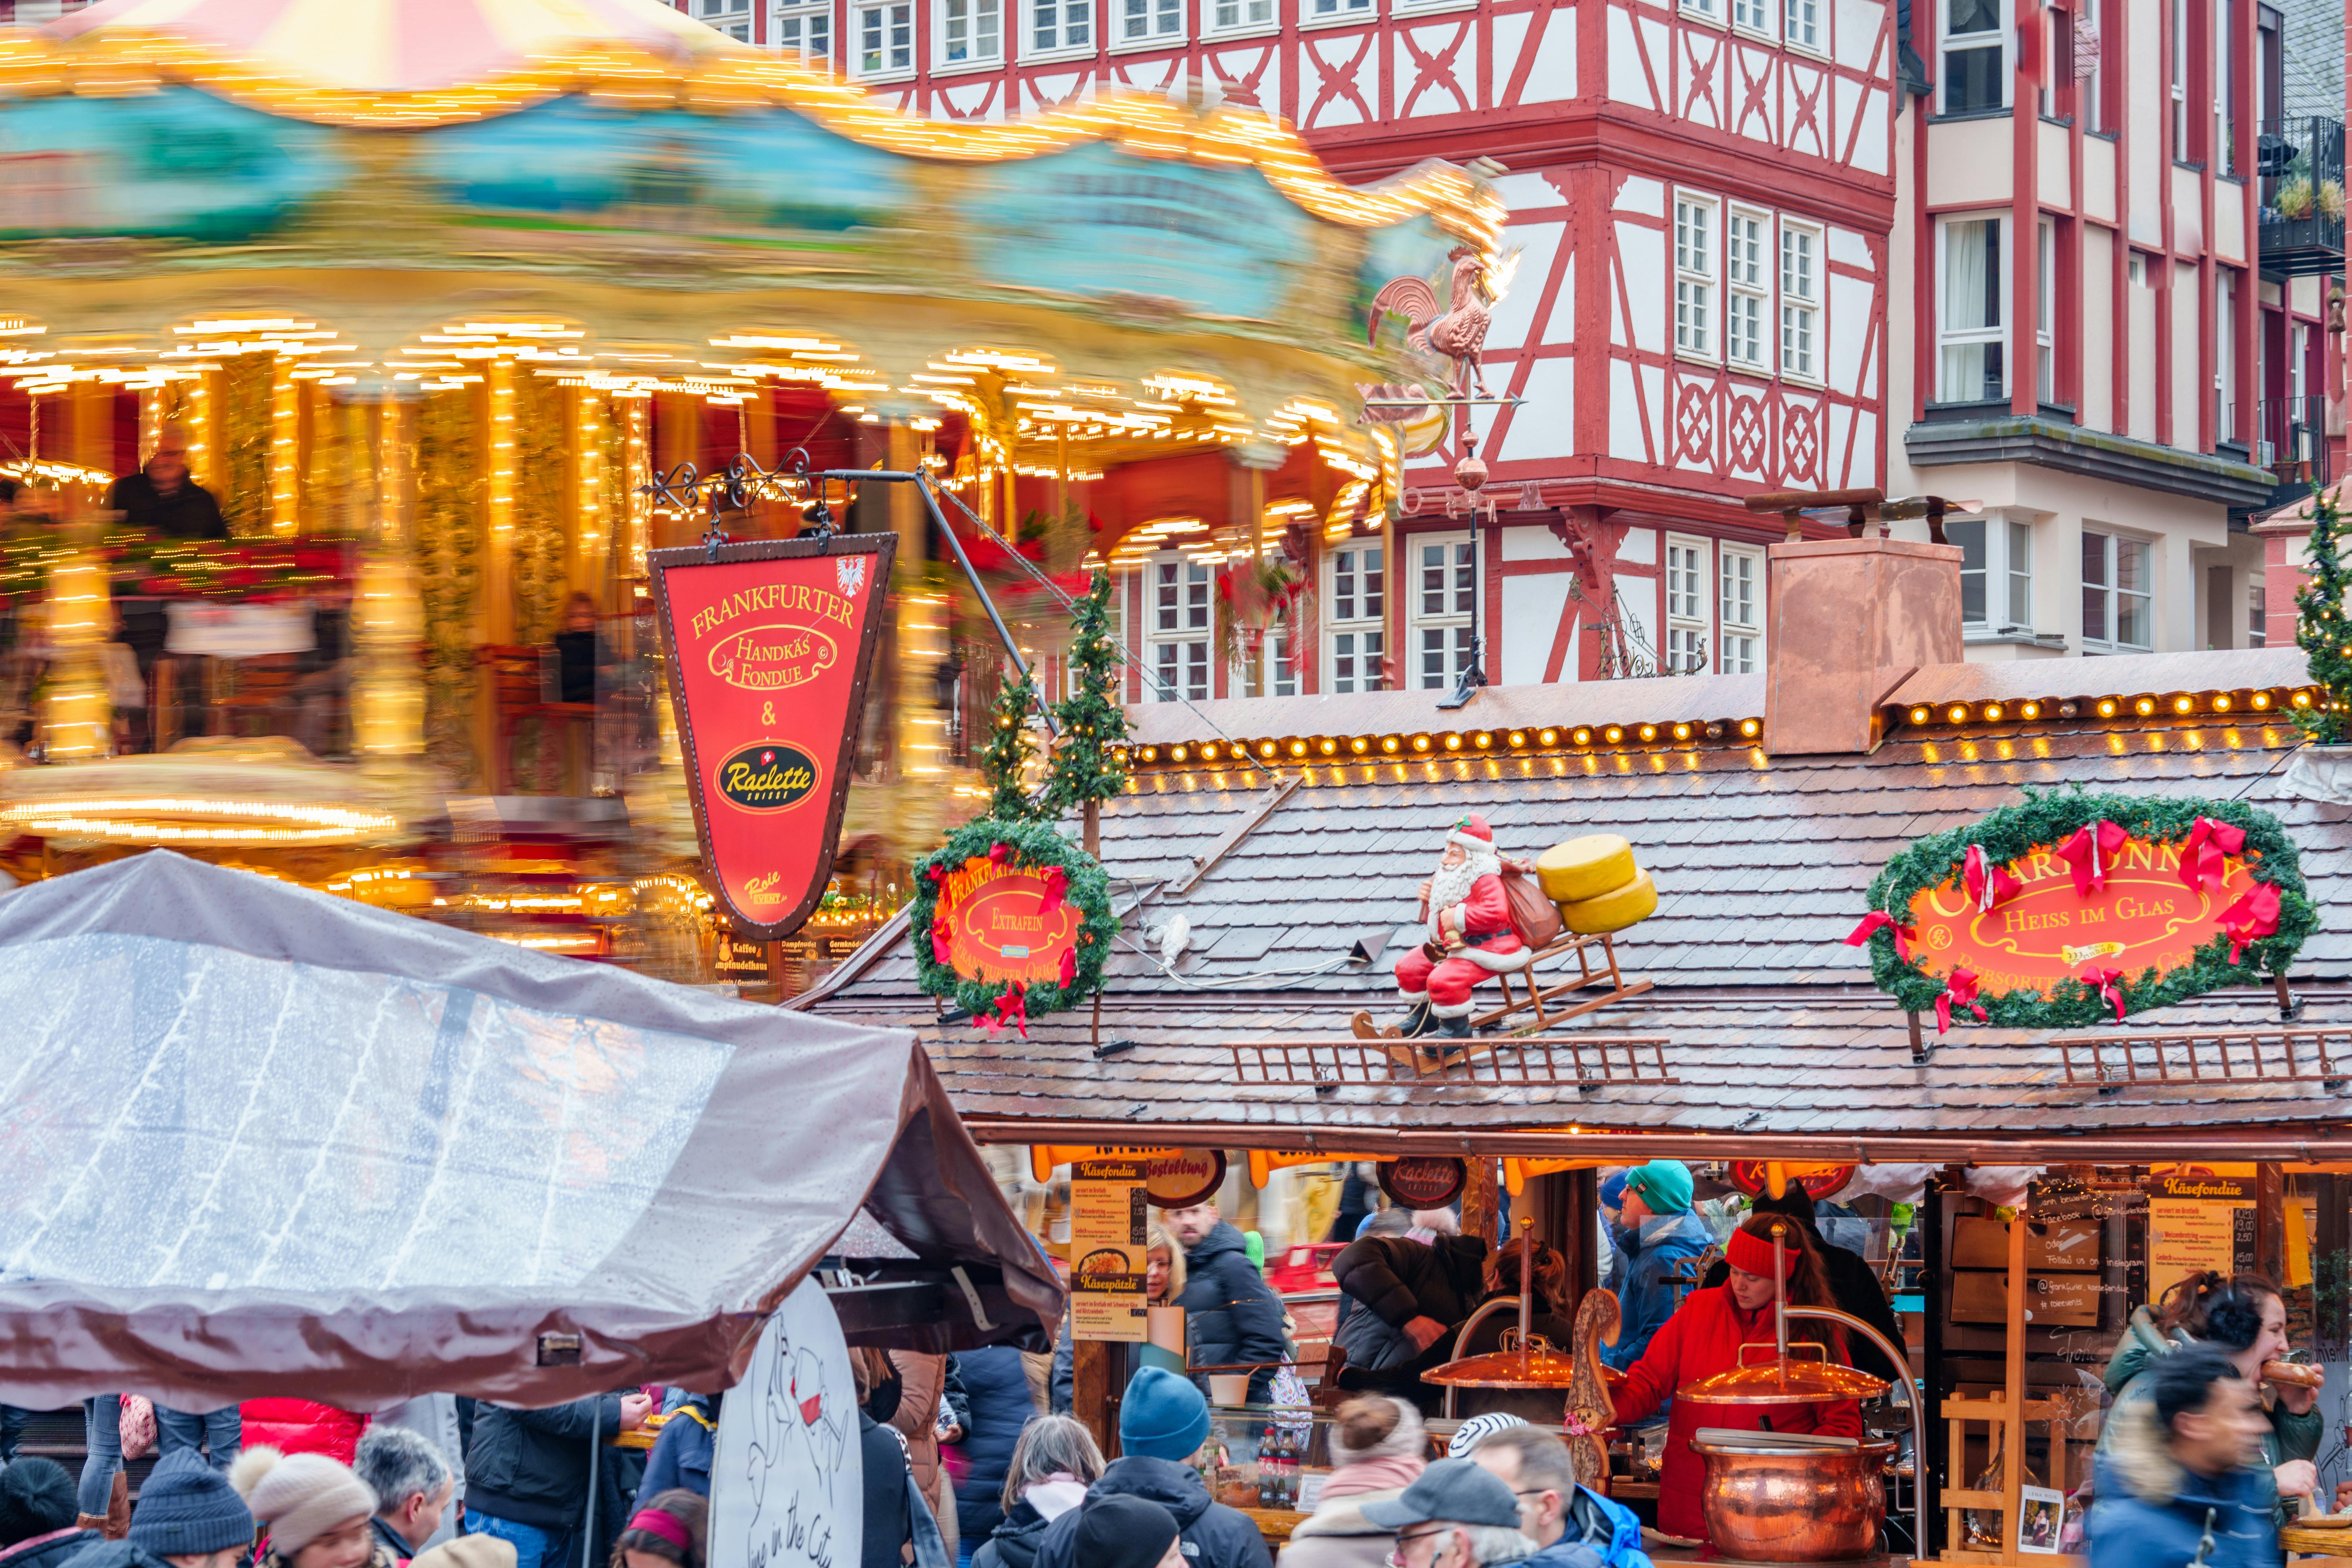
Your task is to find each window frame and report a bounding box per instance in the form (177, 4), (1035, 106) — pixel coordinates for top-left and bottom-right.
(1719, 543), (1764, 673)
(1323, 542), (1388, 695)
(1731, 0), (1774, 39)
(1673, 192), (1719, 363)
(1023, 0), (1096, 58)
(1113, 0), (1185, 46)
(1145, 552), (1213, 702)
(2035, 215), (2055, 405)
(768, 0), (834, 62)
(1301, 0), (1374, 27)
(937, 0), (1004, 67)
(2080, 529), (2154, 653)
(1663, 533), (1712, 676)
(1725, 206), (1769, 373)
(1783, 0), (1824, 54)
(1204, 0), (1276, 36)
(852, 0), (915, 76)
(1936, 211), (2010, 404)
(1680, 0), (1722, 22)
(1948, 514), (2037, 633)
(1778, 218), (1822, 383)
(696, 0), (755, 39)
(1938, 0), (2010, 115)
(1406, 532), (1477, 692)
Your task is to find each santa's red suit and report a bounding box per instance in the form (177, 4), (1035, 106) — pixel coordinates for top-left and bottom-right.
(1394, 815), (1528, 1018)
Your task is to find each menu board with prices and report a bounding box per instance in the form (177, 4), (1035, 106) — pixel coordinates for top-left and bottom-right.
(1071, 1158), (1149, 1343)
(2146, 1171), (2256, 1295)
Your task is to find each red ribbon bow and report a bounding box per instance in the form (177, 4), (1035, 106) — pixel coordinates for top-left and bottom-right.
(2080, 965), (2127, 1022)
(925, 863), (945, 883)
(2177, 816), (2248, 897)
(2216, 882), (2282, 964)
(1963, 844), (2023, 912)
(988, 842), (1015, 867)
(1037, 865), (1069, 917)
(1058, 945), (1078, 989)
(2054, 820), (2128, 896)
(1844, 911), (1916, 962)
(930, 925), (952, 965)
(975, 981), (1029, 1038)
(1936, 968), (1988, 1035)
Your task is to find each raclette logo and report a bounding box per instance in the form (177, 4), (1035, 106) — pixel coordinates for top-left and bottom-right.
(714, 742), (820, 813)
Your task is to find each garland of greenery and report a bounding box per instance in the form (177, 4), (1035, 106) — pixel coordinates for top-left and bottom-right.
(979, 665), (1041, 822)
(910, 816), (1117, 1023)
(1043, 568), (1131, 815)
(2295, 487), (2351, 744)
(1857, 786), (2316, 1027)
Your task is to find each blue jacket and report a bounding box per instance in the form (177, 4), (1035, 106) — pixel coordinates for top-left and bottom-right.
(639, 1395), (716, 1499)
(1032, 1457), (1271, 1568)
(1603, 1212), (1711, 1373)
(948, 1346), (1037, 1549)
(1544, 1484), (1655, 1568)
(1177, 1221), (1291, 1405)
(2085, 1409), (2280, 1568)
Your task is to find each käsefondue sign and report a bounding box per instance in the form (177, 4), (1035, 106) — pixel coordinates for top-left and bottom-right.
(650, 536), (895, 940)
(940, 856), (1081, 986)
(1906, 836), (2258, 992)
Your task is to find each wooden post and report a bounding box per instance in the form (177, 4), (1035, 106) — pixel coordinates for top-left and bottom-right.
(1462, 1156), (1499, 1250)
(2258, 1162), (2287, 1285)
(1567, 1167), (1598, 1300)
(2000, 1213), (2027, 1557)
(1073, 1337), (1113, 1458)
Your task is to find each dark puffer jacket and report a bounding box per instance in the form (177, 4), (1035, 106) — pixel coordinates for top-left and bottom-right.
(971, 1499), (1054, 1568)
(2, 1531), (100, 1568)
(1032, 1457), (1272, 1568)
(1332, 1234), (1488, 1374)
(948, 1347), (1037, 1549)
(2085, 1401), (2280, 1568)
(1175, 1221), (1290, 1405)
(462, 1394), (625, 1531)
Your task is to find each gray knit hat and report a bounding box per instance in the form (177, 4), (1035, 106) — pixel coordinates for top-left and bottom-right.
(129, 1450), (255, 1557)
(228, 1448), (376, 1556)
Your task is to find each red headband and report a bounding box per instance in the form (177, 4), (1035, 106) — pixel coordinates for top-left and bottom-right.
(1724, 1228), (1803, 1280)
(626, 1511), (694, 1555)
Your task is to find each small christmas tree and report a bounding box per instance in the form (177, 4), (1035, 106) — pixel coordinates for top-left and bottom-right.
(2294, 488), (2352, 744)
(1044, 567), (1132, 853)
(978, 664), (1041, 821)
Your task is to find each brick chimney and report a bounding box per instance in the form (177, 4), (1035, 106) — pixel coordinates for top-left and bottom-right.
(1763, 536), (1962, 755)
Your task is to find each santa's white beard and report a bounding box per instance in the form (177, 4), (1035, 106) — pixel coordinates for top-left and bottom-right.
(1427, 850), (1499, 923)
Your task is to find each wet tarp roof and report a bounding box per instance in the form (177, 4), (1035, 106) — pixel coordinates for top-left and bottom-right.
(0, 852), (1060, 1411)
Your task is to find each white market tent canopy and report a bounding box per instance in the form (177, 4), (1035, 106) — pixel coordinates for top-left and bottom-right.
(0, 852), (1059, 1409)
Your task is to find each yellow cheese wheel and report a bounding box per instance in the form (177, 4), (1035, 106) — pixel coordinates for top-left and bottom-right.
(1558, 869), (1658, 935)
(1536, 834), (1637, 904)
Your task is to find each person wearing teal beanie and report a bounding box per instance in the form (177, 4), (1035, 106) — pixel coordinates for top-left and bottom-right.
(1605, 1160), (1710, 1379)
(1118, 1368), (1212, 1463)
(1029, 1369), (1271, 1568)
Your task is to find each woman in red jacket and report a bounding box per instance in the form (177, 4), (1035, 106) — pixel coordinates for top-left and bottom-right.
(1608, 1217), (1866, 1543)
(240, 1402), (369, 1466)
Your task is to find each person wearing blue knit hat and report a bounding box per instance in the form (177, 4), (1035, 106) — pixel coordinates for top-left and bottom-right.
(1030, 1369), (1270, 1568)
(1605, 1161), (1710, 1381)
(61, 1450), (253, 1568)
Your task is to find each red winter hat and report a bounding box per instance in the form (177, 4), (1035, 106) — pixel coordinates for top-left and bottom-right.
(1724, 1225), (1805, 1282)
(1447, 815), (1498, 854)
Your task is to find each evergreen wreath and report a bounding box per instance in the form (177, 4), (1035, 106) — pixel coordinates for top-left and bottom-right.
(911, 815), (1117, 1024)
(1856, 786), (2315, 1027)
(2294, 487), (2352, 744)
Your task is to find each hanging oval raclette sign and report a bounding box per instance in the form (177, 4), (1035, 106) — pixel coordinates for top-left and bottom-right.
(651, 536), (895, 941)
(1380, 1156), (1467, 1210)
(938, 856), (1083, 987)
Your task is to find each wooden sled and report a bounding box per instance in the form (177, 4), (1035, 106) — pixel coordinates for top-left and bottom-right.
(1347, 931), (1653, 1073)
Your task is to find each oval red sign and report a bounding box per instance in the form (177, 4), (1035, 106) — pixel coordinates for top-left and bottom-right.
(1905, 835), (2259, 992)
(1379, 1156), (1466, 1210)
(941, 858), (1080, 986)
(1145, 1149), (1227, 1210)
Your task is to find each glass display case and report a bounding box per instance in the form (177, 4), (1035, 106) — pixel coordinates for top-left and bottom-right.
(1201, 1406), (1337, 1512)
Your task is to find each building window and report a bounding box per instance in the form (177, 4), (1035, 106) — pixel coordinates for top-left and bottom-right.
(1783, 0), (1820, 49)
(1732, 0), (1771, 33)
(2170, 0), (2188, 154)
(1122, 0), (1181, 41)
(1674, 195), (1716, 359)
(1210, 0), (1272, 29)
(1030, 0), (1091, 50)
(2213, 0), (2234, 174)
(1308, 0), (1371, 18)
(1720, 545), (1763, 672)
(2035, 217), (2054, 405)
(1325, 544), (1386, 693)
(1780, 222), (1819, 380)
(696, 0), (754, 39)
(2249, 576), (2267, 647)
(1664, 535), (1710, 674)
(1949, 516), (2034, 630)
(942, 0), (1002, 60)
(2216, 266), (2239, 444)
(1939, 215), (2006, 403)
(1148, 555), (1211, 701)
(1410, 535), (1475, 690)
(1940, 0), (2006, 114)
(2081, 531), (2152, 651)
(2079, 1), (2104, 131)
(771, 0), (832, 58)
(856, 0), (912, 70)
(1682, 0), (1718, 16)
(1726, 209), (1767, 370)
(1266, 633), (1297, 697)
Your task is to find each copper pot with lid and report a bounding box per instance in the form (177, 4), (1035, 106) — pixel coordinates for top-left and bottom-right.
(1422, 1218), (1623, 1424)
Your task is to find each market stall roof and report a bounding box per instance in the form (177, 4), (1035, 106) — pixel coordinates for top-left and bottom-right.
(810, 646), (2352, 1164)
(0, 851), (1060, 1412)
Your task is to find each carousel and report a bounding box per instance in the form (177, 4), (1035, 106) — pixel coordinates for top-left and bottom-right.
(0, 0), (1495, 982)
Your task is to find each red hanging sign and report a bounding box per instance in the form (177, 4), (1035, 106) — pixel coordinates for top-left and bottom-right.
(936, 856), (1083, 988)
(1905, 834), (2261, 996)
(650, 535), (895, 940)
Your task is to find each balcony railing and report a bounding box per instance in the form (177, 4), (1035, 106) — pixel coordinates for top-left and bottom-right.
(2257, 116), (2346, 276)
(2255, 394), (2332, 509)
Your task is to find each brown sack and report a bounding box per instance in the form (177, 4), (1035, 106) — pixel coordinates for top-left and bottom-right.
(1501, 860), (1562, 948)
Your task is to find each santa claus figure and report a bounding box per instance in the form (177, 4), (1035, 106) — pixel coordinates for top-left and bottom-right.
(1393, 814), (1527, 1039)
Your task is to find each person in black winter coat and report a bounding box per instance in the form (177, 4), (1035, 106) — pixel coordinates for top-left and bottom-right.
(1031, 1370), (1269, 1568)
(1698, 1187), (1906, 1382)
(1160, 1204), (1289, 1405)
(463, 1391), (651, 1568)
(0, 1459), (98, 1568)
(974, 1415), (1103, 1568)
(948, 1346), (1037, 1549)
(1332, 1231), (1489, 1409)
